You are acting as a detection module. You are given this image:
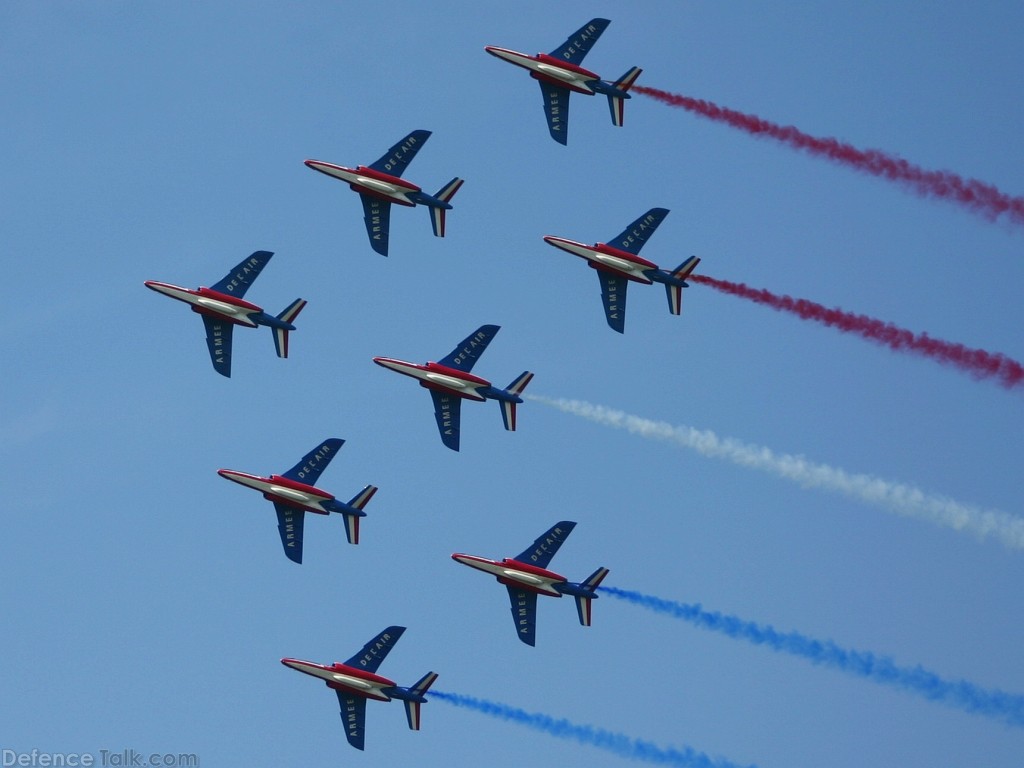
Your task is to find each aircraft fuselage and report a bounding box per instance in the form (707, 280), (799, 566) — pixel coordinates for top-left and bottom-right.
(485, 47), (600, 95)
(543, 236), (658, 283)
(452, 554), (567, 597)
(218, 469), (335, 515)
(281, 658), (396, 701)
(373, 358), (492, 401)
(145, 282), (264, 326)
(304, 160), (420, 207)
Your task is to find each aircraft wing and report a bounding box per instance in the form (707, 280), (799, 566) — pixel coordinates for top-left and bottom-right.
(549, 18), (610, 65)
(506, 586), (539, 646)
(210, 250), (273, 297)
(274, 503), (305, 564)
(537, 81), (570, 145)
(367, 129), (431, 176)
(202, 316), (234, 377)
(608, 208), (670, 255)
(344, 626), (406, 674)
(360, 194), (392, 256)
(282, 438), (344, 484)
(430, 390), (462, 451)
(596, 270), (628, 333)
(335, 690), (368, 751)
(438, 324), (500, 372)
(513, 521), (577, 569)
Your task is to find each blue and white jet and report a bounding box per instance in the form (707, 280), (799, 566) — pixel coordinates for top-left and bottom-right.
(485, 18), (642, 145)
(145, 250), (306, 377)
(543, 207), (700, 333)
(218, 438), (377, 564)
(305, 130), (463, 256)
(282, 626), (437, 751)
(452, 521), (609, 646)
(373, 325), (533, 452)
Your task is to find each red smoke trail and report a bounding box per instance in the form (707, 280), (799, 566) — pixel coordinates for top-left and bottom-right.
(690, 274), (1024, 388)
(633, 85), (1024, 226)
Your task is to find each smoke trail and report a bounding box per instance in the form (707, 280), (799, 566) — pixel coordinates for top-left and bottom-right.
(602, 586), (1024, 727)
(633, 85), (1024, 226)
(431, 690), (757, 768)
(527, 396), (1024, 550)
(691, 274), (1024, 389)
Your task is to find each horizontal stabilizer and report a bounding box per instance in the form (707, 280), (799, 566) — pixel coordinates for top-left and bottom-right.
(404, 700), (423, 732)
(607, 66), (642, 127)
(505, 370), (534, 396)
(429, 178), (464, 238)
(671, 255), (701, 281)
(664, 257), (700, 315)
(500, 400), (518, 432)
(273, 298), (307, 358)
(574, 567), (608, 626)
(666, 284), (683, 315)
(500, 371), (534, 431)
(339, 485), (377, 545)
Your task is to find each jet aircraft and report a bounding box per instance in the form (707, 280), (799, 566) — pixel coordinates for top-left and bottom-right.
(144, 250), (306, 377)
(485, 18), (642, 144)
(452, 521), (608, 646)
(281, 626), (437, 751)
(305, 129), (464, 256)
(543, 207), (700, 333)
(218, 438), (377, 564)
(373, 325), (532, 451)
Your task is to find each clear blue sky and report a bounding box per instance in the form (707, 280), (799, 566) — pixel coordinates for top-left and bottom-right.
(2, 2), (1023, 767)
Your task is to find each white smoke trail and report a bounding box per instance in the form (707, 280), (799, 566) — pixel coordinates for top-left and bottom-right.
(528, 396), (1024, 549)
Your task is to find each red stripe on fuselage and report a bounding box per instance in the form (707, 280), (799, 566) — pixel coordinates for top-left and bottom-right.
(535, 53), (598, 79)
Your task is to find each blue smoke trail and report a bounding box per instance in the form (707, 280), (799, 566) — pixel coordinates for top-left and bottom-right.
(601, 586), (1024, 727)
(431, 690), (757, 768)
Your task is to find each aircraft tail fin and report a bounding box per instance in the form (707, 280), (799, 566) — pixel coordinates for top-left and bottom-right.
(499, 371), (534, 432)
(337, 485), (377, 545)
(607, 66), (643, 126)
(272, 298), (307, 358)
(429, 177), (465, 238)
(401, 671), (438, 731)
(663, 256), (700, 315)
(574, 567), (610, 626)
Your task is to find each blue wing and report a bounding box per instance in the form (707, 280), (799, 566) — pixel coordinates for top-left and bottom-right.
(274, 503), (304, 564)
(537, 81), (570, 145)
(336, 691), (367, 751)
(506, 586), (538, 646)
(202, 316), (233, 376)
(513, 521), (576, 569)
(438, 324), (500, 372)
(210, 250), (273, 297)
(282, 438), (344, 484)
(360, 194), (391, 256)
(344, 626), (406, 674)
(607, 208), (670, 255)
(548, 18), (610, 65)
(367, 130), (431, 176)
(596, 270), (628, 333)
(430, 390), (462, 451)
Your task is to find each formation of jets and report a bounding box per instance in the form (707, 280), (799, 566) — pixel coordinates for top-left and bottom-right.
(142, 18), (680, 753)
